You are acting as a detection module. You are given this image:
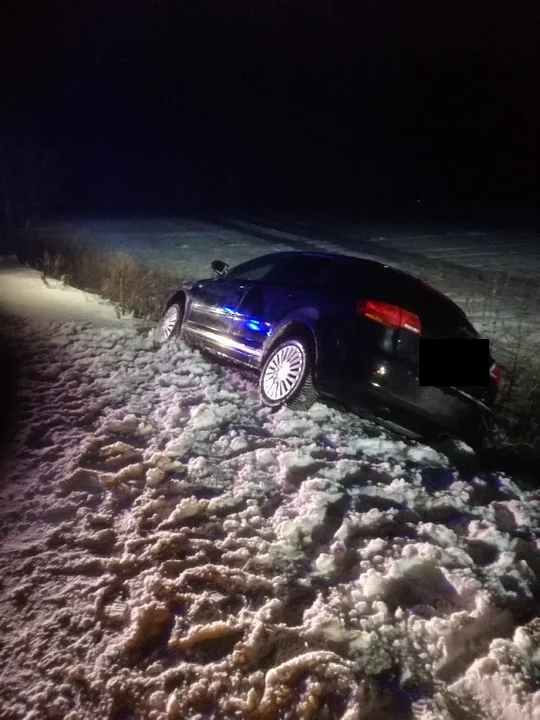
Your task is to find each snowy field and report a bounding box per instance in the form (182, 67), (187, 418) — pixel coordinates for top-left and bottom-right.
(0, 260), (540, 719)
(22, 218), (298, 280)
(242, 214), (540, 281)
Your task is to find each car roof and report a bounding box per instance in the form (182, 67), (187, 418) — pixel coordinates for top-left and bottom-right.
(260, 250), (388, 270)
(259, 250), (415, 279)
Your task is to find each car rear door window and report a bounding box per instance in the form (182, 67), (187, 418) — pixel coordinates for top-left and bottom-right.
(226, 255), (284, 281)
(265, 256), (338, 288)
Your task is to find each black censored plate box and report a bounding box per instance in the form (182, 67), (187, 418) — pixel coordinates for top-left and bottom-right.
(418, 338), (490, 387)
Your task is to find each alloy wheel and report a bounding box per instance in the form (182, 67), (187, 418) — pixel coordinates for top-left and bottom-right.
(262, 341), (306, 402)
(156, 304), (180, 343)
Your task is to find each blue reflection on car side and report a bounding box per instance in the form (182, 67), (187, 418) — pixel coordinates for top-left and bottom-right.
(221, 305), (240, 316)
(221, 305), (271, 335)
(246, 318), (269, 333)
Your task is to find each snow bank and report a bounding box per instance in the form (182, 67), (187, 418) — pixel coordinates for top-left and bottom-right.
(0, 256), (136, 325)
(0, 308), (539, 718)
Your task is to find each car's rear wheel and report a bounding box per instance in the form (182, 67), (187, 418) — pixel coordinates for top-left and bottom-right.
(259, 338), (318, 410)
(154, 302), (184, 344)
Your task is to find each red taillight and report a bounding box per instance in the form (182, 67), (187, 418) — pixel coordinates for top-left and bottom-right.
(356, 299), (421, 335)
(490, 362), (502, 388)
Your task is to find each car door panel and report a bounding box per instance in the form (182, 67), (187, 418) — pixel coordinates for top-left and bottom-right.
(185, 254), (288, 364)
(184, 279), (246, 357)
(228, 283), (284, 363)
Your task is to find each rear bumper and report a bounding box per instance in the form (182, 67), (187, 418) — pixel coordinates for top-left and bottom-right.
(361, 382), (490, 437)
(327, 353), (493, 442)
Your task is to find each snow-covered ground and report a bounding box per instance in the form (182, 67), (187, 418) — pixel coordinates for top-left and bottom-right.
(0, 256), (139, 326)
(0, 259), (540, 719)
(327, 226), (540, 282)
(22, 218), (297, 280)
(243, 214), (540, 280)
(357, 228), (540, 279)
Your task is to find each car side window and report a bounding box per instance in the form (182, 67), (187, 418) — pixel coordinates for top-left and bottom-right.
(265, 256), (335, 288)
(225, 256), (281, 281)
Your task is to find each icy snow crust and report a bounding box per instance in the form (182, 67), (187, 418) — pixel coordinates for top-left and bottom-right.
(1, 317), (539, 720)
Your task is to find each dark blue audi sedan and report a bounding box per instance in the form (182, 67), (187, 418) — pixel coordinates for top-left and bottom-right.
(154, 251), (501, 445)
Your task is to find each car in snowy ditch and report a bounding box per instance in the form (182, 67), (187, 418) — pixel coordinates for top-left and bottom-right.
(155, 251), (502, 446)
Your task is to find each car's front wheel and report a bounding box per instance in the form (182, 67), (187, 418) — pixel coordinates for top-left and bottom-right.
(154, 302), (184, 344)
(259, 338), (318, 410)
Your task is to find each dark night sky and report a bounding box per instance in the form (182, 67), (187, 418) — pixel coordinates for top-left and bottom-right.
(2, 0), (540, 222)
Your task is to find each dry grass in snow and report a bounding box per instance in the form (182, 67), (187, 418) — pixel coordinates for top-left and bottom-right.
(17, 235), (186, 321)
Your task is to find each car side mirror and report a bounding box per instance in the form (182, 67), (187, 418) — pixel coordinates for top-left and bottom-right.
(211, 259), (229, 277)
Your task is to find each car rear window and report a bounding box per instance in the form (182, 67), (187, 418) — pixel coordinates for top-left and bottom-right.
(267, 255), (381, 290)
(227, 255), (285, 281)
(381, 272), (479, 338)
(332, 261), (477, 338)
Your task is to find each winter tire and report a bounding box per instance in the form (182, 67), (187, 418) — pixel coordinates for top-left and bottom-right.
(154, 302), (183, 344)
(259, 338), (318, 410)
